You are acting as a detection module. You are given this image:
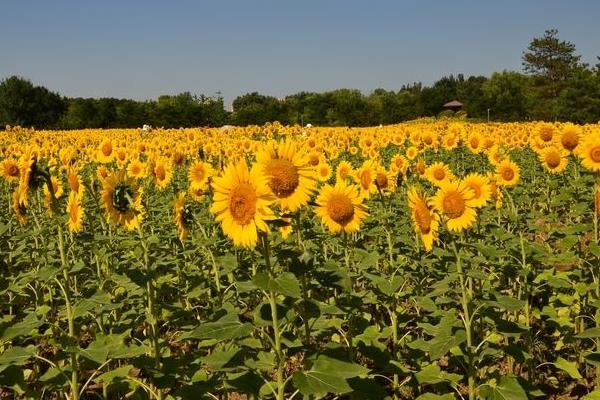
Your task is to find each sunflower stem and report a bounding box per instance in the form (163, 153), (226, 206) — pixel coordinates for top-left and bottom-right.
(136, 224), (163, 400)
(452, 242), (475, 400)
(261, 234), (285, 400)
(57, 225), (79, 400)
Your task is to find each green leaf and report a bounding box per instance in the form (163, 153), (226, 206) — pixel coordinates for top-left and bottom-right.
(553, 357), (582, 379)
(181, 314), (252, 342)
(415, 394), (455, 400)
(96, 365), (134, 384)
(0, 346), (35, 366)
(0, 314), (42, 340)
(292, 355), (369, 397)
(576, 327), (600, 339)
(415, 363), (461, 385)
(583, 390), (600, 400)
(252, 272), (302, 298)
(479, 377), (528, 400)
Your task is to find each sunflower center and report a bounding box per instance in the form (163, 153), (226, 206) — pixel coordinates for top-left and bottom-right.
(101, 142), (112, 156)
(155, 165), (166, 181)
(69, 200), (80, 221)
(7, 164), (19, 177)
(442, 191), (466, 219)
(590, 147), (600, 163)
(540, 127), (553, 142)
(308, 154), (320, 166)
(414, 202), (432, 234)
(192, 167), (206, 181)
(68, 174), (80, 192)
(132, 165), (141, 175)
(229, 182), (257, 225)
(545, 152), (561, 168)
(501, 168), (514, 181)
(424, 136), (433, 145)
(360, 170), (372, 189)
(433, 169), (445, 181)
(375, 173), (388, 189)
(266, 159), (300, 198)
(327, 194), (355, 226)
(561, 131), (578, 150)
(467, 183), (482, 199)
(470, 137), (479, 148)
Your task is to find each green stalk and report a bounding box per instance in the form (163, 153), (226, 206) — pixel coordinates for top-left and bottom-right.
(453, 243), (475, 400)
(261, 234), (285, 400)
(57, 225), (79, 400)
(137, 225), (163, 400)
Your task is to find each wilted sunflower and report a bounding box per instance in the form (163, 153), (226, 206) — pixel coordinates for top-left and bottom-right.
(539, 146), (568, 174)
(188, 161), (213, 189)
(174, 192), (193, 241)
(407, 186), (439, 252)
(210, 159), (275, 248)
(425, 162), (454, 187)
(0, 159), (20, 183)
(256, 140), (316, 212)
(461, 173), (491, 208)
(314, 180), (368, 234)
(432, 181), (478, 232)
(66, 192), (84, 233)
(578, 135), (600, 172)
(495, 159), (520, 186)
(101, 170), (144, 231)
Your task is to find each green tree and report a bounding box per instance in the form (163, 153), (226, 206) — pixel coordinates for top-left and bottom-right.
(522, 29), (583, 119)
(482, 71), (531, 121)
(0, 75), (66, 128)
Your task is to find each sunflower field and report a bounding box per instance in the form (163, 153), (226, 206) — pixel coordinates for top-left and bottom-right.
(2, 120), (600, 400)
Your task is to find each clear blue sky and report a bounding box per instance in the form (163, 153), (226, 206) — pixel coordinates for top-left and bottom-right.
(1, 1), (599, 107)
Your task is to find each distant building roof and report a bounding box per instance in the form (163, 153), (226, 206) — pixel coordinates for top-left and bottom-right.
(443, 100), (463, 108)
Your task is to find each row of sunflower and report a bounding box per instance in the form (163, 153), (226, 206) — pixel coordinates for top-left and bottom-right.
(1, 120), (600, 399)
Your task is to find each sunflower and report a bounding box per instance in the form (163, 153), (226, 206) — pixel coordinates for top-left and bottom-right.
(43, 175), (64, 214)
(0, 159), (20, 183)
(174, 192), (193, 241)
(539, 145), (568, 174)
(210, 159), (275, 248)
(578, 135), (600, 172)
(66, 167), (84, 199)
(335, 160), (353, 183)
(461, 173), (491, 208)
(390, 154), (408, 176)
(495, 159), (520, 186)
(12, 189), (28, 225)
(406, 146), (419, 160)
(316, 162), (332, 182)
(152, 158), (173, 189)
(189, 185), (205, 202)
(442, 134), (459, 151)
(489, 176), (503, 209)
(353, 159), (378, 199)
(127, 160), (148, 179)
(97, 139), (114, 163)
(101, 170), (144, 231)
(407, 186), (439, 251)
(314, 180), (368, 234)
(188, 161), (213, 189)
(425, 162), (455, 187)
(373, 166), (397, 195)
(559, 123), (580, 152)
(467, 132), (484, 154)
(66, 192), (84, 233)
(432, 181), (478, 232)
(256, 140), (316, 212)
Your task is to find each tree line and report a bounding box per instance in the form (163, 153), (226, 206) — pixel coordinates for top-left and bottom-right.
(1, 29), (599, 129)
